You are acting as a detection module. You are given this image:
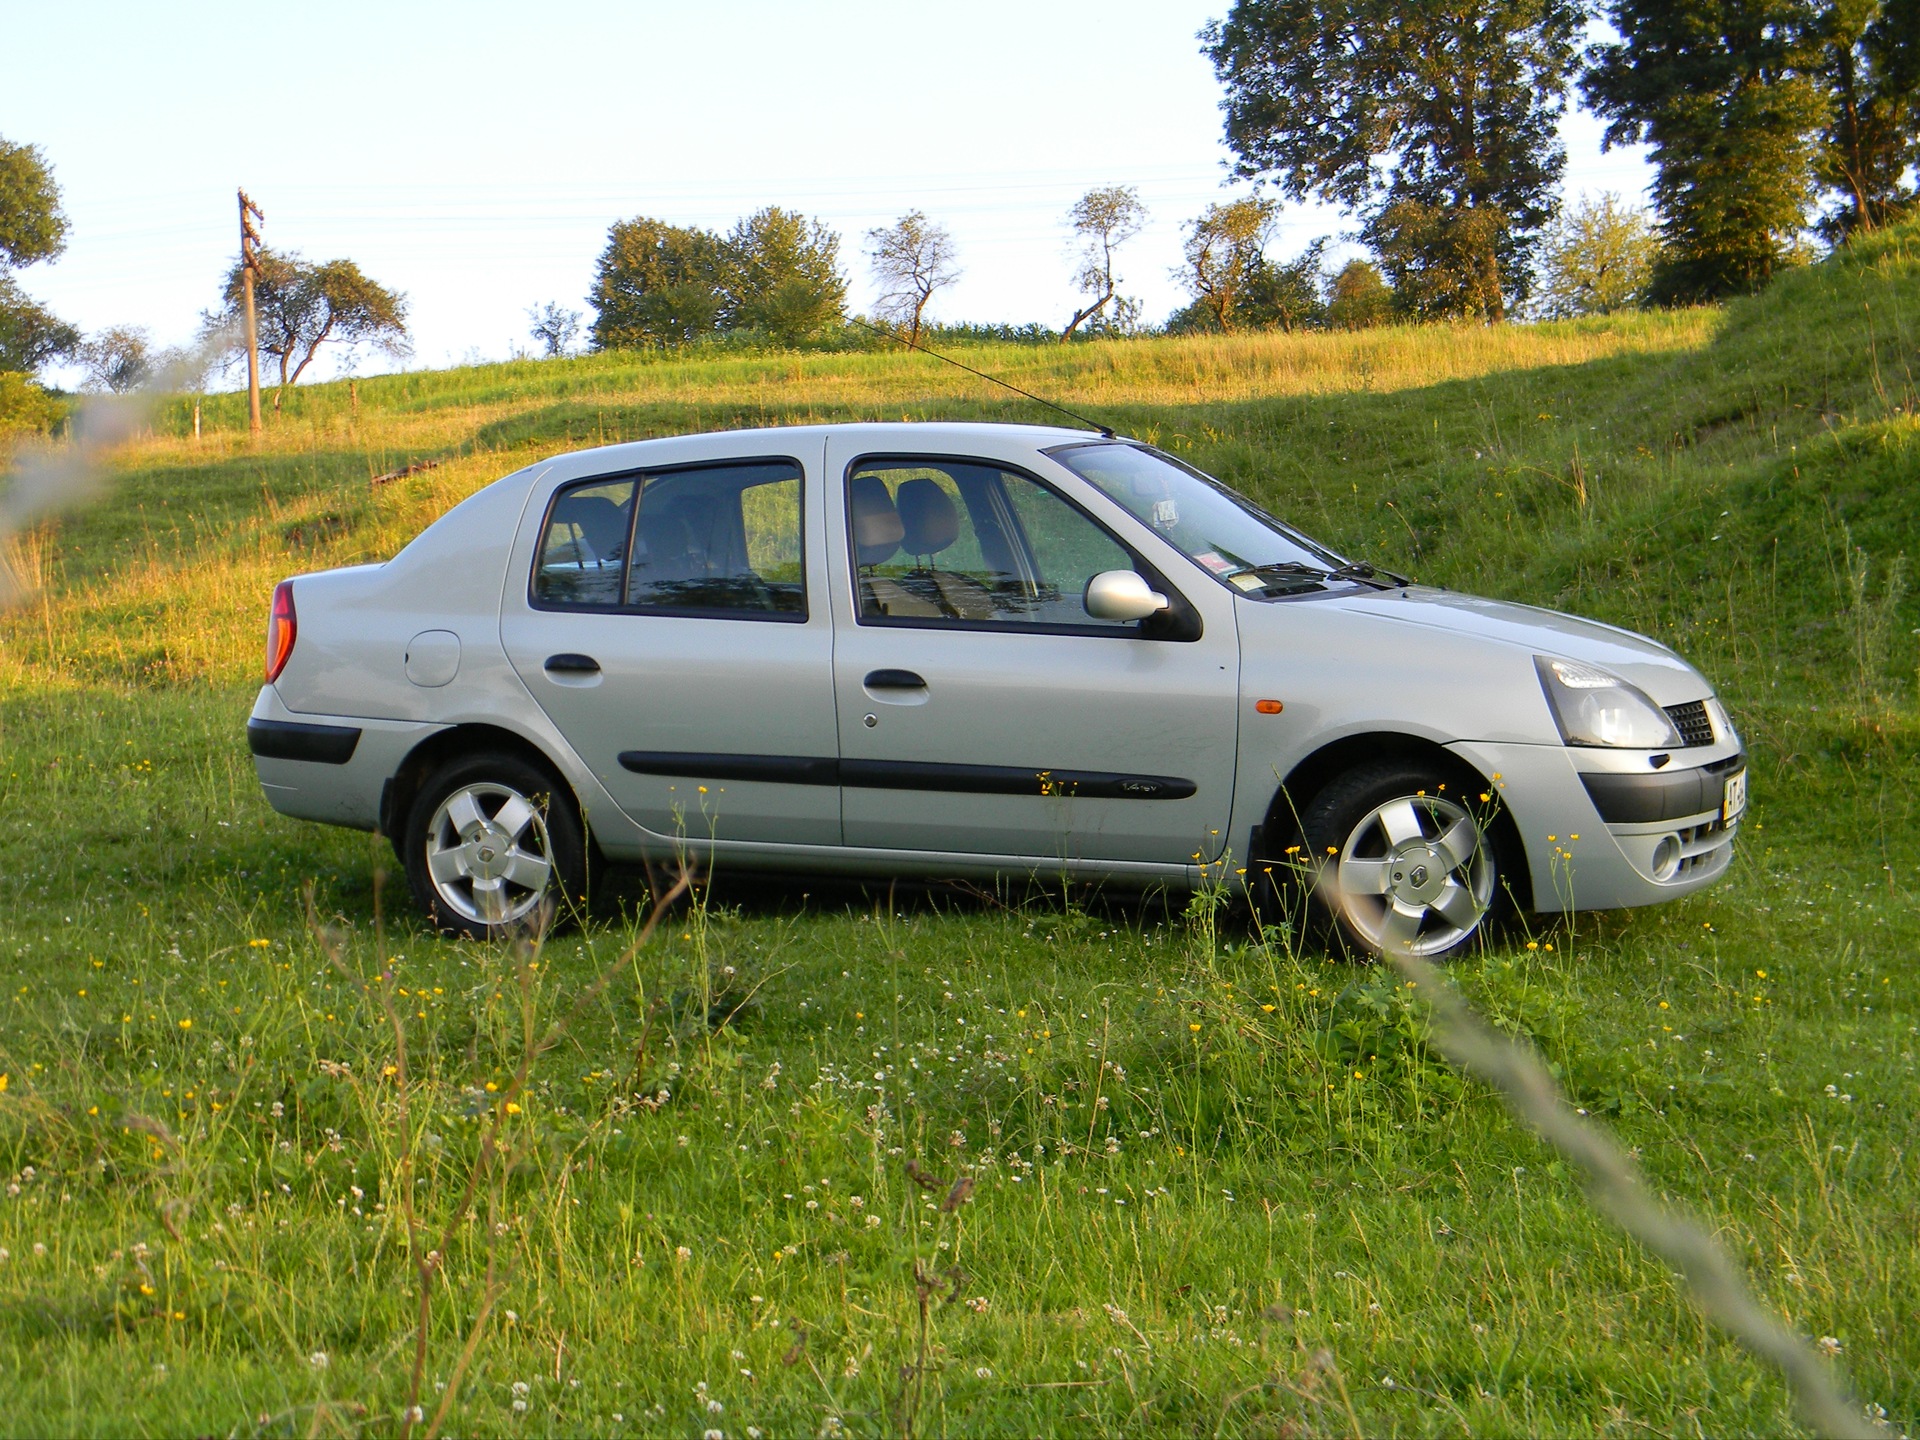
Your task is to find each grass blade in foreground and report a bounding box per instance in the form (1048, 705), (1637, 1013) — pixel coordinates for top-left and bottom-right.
(1383, 939), (1891, 1439)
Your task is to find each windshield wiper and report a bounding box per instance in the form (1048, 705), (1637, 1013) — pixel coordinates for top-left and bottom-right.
(1224, 559), (1410, 595)
(1325, 560), (1411, 588)
(1225, 561), (1330, 594)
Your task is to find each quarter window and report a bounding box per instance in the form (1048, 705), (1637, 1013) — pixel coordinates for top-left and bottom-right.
(848, 459), (1139, 630)
(533, 461), (805, 617)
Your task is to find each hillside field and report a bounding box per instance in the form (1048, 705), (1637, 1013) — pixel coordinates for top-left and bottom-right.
(1, 227), (1917, 1436)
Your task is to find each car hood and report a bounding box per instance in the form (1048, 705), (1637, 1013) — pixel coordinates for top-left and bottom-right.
(1317, 585), (1708, 702)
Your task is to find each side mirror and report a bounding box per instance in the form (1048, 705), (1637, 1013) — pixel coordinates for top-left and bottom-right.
(1084, 569), (1171, 622)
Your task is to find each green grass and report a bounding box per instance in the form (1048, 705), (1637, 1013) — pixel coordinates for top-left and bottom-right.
(1, 227), (1917, 1436)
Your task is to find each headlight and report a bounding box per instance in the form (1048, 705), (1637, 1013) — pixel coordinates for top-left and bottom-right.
(1535, 657), (1682, 748)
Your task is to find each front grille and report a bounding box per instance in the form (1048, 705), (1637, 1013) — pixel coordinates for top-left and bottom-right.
(1665, 700), (1714, 747)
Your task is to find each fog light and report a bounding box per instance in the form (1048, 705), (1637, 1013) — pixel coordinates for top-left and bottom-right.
(1651, 834), (1681, 881)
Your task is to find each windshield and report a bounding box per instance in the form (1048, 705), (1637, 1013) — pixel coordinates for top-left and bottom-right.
(1047, 441), (1347, 592)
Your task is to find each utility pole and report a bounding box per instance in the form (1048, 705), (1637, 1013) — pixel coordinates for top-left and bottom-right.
(238, 189), (265, 437)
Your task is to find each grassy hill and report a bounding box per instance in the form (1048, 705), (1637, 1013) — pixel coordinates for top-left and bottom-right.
(0, 227), (1915, 1435)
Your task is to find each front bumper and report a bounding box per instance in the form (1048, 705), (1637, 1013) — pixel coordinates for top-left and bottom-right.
(1447, 738), (1745, 912)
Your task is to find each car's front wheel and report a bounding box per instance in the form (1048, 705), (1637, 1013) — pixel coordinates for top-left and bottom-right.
(403, 752), (587, 940)
(1297, 761), (1502, 960)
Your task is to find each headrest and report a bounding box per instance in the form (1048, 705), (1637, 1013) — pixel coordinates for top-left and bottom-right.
(849, 475), (904, 566)
(558, 495), (630, 556)
(896, 478), (960, 557)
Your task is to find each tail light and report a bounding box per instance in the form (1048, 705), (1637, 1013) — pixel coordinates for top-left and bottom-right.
(265, 581), (297, 682)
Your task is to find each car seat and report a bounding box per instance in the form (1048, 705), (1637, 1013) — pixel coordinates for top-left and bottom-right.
(895, 478), (996, 620)
(850, 475), (941, 619)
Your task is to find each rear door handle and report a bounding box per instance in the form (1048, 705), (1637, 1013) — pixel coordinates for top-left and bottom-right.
(864, 668), (926, 690)
(545, 653), (601, 675)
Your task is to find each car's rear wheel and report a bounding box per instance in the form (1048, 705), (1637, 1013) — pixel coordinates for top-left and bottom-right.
(1296, 761), (1501, 960)
(404, 752), (587, 940)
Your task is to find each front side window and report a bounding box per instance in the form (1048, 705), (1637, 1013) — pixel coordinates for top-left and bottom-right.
(532, 460), (805, 617)
(847, 458), (1139, 630)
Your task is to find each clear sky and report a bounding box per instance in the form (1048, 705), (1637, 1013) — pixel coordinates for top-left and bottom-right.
(6, 1), (1654, 383)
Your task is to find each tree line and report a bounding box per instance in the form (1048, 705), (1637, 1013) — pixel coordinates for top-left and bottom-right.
(2, 0), (1914, 421)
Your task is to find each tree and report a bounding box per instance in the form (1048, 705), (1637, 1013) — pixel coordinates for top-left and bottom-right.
(1175, 197), (1280, 332)
(79, 325), (153, 393)
(1243, 237), (1332, 330)
(0, 135), (77, 380)
(590, 218), (730, 349)
(1533, 192), (1658, 317)
(726, 207), (848, 345)
(1814, 0), (1920, 239)
(865, 211), (959, 346)
(1584, 0), (1827, 304)
(1324, 260), (1395, 329)
(1063, 186), (1147, 338)
(0, 273), (80, 374)
(210, 248), (409, 407)
(1203, 0), (1583, 321)
(0, 137), (69, 270)
(527, 302), (582, 357)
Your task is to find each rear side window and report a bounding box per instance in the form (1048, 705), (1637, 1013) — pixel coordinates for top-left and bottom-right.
(533, 460), (806, 618)
(535, 480), (634, 607)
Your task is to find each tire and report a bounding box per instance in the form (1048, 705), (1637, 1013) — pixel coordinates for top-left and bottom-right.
(1294, 761), (1504, 961)
(403, 751), (589, 941)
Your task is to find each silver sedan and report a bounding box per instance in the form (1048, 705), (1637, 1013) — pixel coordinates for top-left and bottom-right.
(248, 423), (1746, 954)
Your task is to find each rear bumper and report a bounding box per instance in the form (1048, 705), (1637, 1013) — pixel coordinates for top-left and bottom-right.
(1447, 739), (1744, 912)
(246, 717), (361, 765)
(249, 686), (443, 833)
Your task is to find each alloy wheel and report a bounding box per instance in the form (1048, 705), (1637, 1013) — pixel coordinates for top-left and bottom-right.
(422, 781), (555, 927)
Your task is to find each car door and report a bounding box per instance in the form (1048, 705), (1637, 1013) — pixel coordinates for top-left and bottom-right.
(500, 443), (841, 848)
(825, 437), (1240, 866)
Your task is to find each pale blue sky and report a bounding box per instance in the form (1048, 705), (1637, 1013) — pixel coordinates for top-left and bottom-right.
(6, 1), (1653, 381)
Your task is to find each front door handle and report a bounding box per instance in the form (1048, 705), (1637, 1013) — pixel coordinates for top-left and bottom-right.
(545, 653), (601, 675)
(864, 668), (926, 690)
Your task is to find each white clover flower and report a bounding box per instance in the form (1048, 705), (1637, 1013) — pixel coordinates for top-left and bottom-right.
(512, 1381), (530, 1397)
(1819, 1335), (1843, 1355)
(309, 1351), (329, 1369)
(677, 1245), (692, 1261)
(974, 1366), (993, 1379)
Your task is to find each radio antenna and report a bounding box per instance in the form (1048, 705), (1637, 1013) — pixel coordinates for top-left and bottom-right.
(848, 317), (1116, 438)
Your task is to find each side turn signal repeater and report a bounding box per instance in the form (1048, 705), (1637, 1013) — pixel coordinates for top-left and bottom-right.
(1255, 699), (1284, 715)
(265, 580), (297, 682)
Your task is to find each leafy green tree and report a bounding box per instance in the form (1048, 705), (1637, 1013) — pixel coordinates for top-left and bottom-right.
(1815, 0), (1920, 238)
(865, 211), (958, 347)
(1533, 192), (1659, 317)
(79, 325), (153, 393)
(0, 135), (78, 379)
(727, 207), (848, 344)
(1063, 186), (1147, 338)
(0, 273), (80, 374)
(210, 248), (409, 407)
(1241, 237), (1331, 331)
(527, 302), (581, 358)
(0, 137), (69, 270)
(1174, 197), (1280, 332)
(1324, 259), (1394, 329)
(1203, 0), (1582, 320)
(592, 210), (847, 349)
(1584, 0), (1827, 303)
(590, 219), (729, 348)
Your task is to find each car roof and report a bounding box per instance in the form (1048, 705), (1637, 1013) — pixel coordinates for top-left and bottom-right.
(529, 421), (1118, 484)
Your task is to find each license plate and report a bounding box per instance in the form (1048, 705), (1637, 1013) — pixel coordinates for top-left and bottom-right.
(1722, 768), (1748, 824)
